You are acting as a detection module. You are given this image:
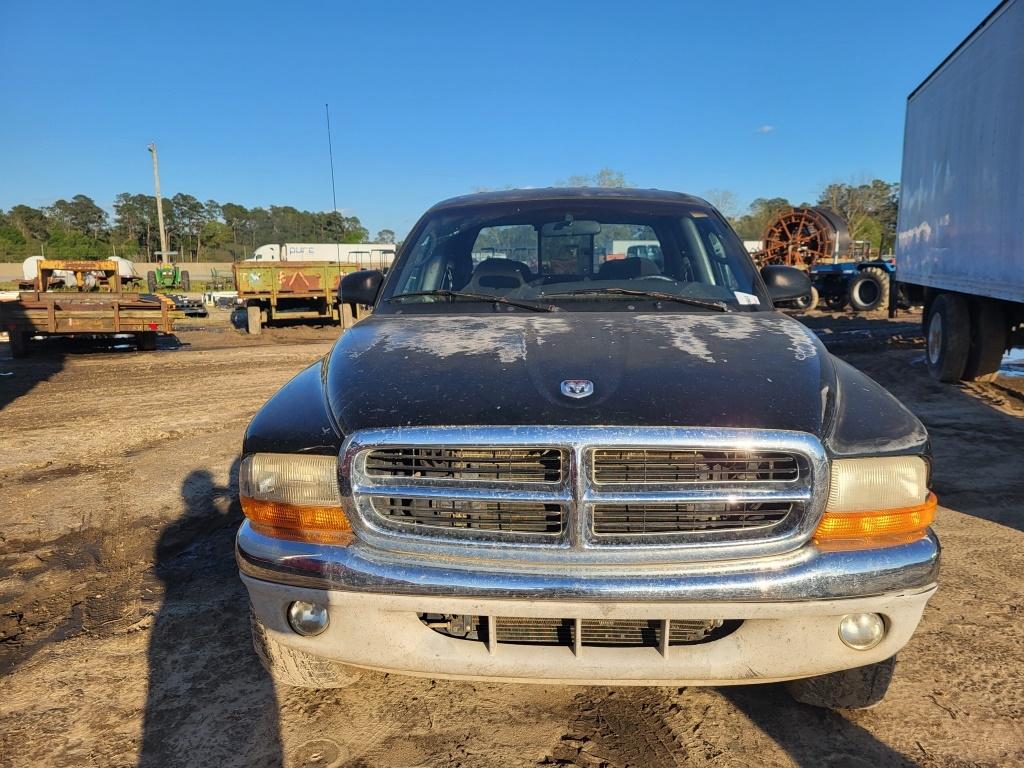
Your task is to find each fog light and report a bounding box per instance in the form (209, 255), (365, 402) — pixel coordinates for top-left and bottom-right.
(287, 601), (329, 637)
(839, 613), (885, 650)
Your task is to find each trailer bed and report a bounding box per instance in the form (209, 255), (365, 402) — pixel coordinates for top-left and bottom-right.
(1, 291), (183, 357)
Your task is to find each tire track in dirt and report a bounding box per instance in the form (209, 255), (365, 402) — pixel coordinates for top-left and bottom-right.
(543, 688), (694, 768)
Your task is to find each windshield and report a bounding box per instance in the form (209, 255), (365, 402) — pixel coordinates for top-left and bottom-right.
(381, 199), (768, 312)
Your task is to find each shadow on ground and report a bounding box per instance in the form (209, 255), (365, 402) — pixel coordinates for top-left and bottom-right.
(138, 463), (282, 768)
(720, 685), (916, 767)
(1, 332), (184, 411)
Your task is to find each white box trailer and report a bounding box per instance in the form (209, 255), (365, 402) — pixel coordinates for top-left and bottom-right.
(896, 0), (1024, 382)
(249, 243), (396, 270)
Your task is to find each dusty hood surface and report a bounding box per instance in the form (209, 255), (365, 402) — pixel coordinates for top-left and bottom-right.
(325, 312), (832, 435)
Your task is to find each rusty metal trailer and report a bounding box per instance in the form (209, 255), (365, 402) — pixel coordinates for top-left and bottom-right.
(0, 291), (182, 358)
(232, 261), (365, 335)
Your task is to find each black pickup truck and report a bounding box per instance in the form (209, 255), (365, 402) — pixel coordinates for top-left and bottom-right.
(235, 188), (939, 709)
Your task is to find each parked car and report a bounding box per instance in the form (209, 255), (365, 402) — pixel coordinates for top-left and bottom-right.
(237, 188), (939, 709)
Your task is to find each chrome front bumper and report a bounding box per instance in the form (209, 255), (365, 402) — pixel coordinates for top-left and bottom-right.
(236, 521), (940, 602)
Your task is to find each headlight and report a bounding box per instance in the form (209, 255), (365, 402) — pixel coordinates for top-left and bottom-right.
(814, 456), (936, 548)
(239, 453), (352, 544)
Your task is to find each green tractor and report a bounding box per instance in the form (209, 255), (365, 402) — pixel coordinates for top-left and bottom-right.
(146, 263), (191, 292)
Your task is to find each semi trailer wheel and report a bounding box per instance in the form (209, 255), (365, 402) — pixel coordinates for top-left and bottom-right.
(926, 293), (971, 382)
(848, 268), (889, 312)
(246, 305), (262, 335)
(786, 656), (896, 710)
(963, 300), (1006, 382)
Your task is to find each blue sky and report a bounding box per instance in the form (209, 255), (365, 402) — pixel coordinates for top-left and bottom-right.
(0, 0), (995, 237)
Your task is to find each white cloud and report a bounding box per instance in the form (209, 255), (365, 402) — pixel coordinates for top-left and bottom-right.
(755, 124), (775, 134)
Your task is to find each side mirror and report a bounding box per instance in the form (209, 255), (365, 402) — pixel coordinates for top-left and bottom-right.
(340, 269), (384, 306)
(760, 265), (812, 304)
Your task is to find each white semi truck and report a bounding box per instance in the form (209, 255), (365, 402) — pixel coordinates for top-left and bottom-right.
(896, 0), (1024, 382)
(249, 243), (396, 270)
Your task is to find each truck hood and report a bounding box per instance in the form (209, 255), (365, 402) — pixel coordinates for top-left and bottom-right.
(325, 312), (833, 436)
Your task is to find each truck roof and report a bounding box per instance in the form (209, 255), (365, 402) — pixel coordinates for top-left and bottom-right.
(908, 0), (1016, 100)
(427, 187), (712, 213)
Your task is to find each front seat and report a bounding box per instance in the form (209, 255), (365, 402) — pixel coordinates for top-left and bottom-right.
(597, 256), (661, 280)
(465, 258), (533, 292)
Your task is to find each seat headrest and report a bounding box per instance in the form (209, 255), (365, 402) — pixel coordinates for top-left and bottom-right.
(597, 257), (661, 281)
(467, 258), (533, 291)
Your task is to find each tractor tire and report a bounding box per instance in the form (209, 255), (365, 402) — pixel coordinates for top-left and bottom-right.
(963, 300), (1006, 382)
(825, 294), (848, 311)
(137, 331), (158, 351)
(926, 293), (971, 382)
(792, 286), (819, 312)
(250, 611), (360, 690)
(848, 268), (889, 312)
(147, 271), (157, 293)
(786, 656), (896, 710)
(246, 305), (263, 336)
(180, 271), (191, 292)
(9, 330), (30, 359)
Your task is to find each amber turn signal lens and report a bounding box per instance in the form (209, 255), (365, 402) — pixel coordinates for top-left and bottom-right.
(813, 492), (936, 548)
(241, 496), (353, 545)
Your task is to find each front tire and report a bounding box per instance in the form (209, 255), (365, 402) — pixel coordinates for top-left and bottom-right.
(250, 611), (360, 690)
(926, 293), (970, 382)
(848, 269), (888, 312)
(9, 330), (30, 358)
(786, 656), (895, 710)
(180, 270), (191, 291)
(147, 271), (157, 293)
(792, 286), (819, 312)
(137, 331), (158, 351)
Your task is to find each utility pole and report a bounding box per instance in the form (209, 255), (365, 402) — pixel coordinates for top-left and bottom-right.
(147, 143), (169, 263)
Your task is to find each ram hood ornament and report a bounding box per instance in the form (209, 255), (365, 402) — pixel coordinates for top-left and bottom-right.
(560, 379), (594, 399)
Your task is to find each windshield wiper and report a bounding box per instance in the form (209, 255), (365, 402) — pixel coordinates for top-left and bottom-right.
(542, 287), (730, 312)
(387, 290), (558, 312)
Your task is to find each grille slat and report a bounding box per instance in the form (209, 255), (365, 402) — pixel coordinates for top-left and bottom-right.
(365, 447), (564, 483)
(592, 449), (799, 484)
(370, 496), (563, 534)
(422, 616), (729, 647)
(592, 502), (792, 535)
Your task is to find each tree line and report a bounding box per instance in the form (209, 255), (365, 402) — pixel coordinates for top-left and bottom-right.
(0, 193), (397, 263)
(0, 174), (898, 263)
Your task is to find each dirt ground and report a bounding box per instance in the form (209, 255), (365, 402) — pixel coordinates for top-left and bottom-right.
(1, 307), (1023, 768)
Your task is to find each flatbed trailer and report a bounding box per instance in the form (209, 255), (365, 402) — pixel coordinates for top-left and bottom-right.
(232, 261), (365, 335)
(0, 291), (182, 357)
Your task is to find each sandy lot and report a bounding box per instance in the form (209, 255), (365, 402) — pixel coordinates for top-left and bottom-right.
(1, 309), (1023, 768)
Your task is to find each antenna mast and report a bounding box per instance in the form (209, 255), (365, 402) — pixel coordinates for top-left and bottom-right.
(326, 104), (341, 264)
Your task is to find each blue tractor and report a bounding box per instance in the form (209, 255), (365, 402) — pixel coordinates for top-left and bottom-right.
(804, 259), (897, 312)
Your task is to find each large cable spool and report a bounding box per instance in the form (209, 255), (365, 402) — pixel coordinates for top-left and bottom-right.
(757, 207), (851, 268)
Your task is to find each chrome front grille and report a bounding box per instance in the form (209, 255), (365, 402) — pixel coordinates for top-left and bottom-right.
(369, 497), (564, 534)
(591, 501), (793, 535)
(592, 449), (799, 484)
(364, 447), (564, 483)
(342, 427), (827, 565)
